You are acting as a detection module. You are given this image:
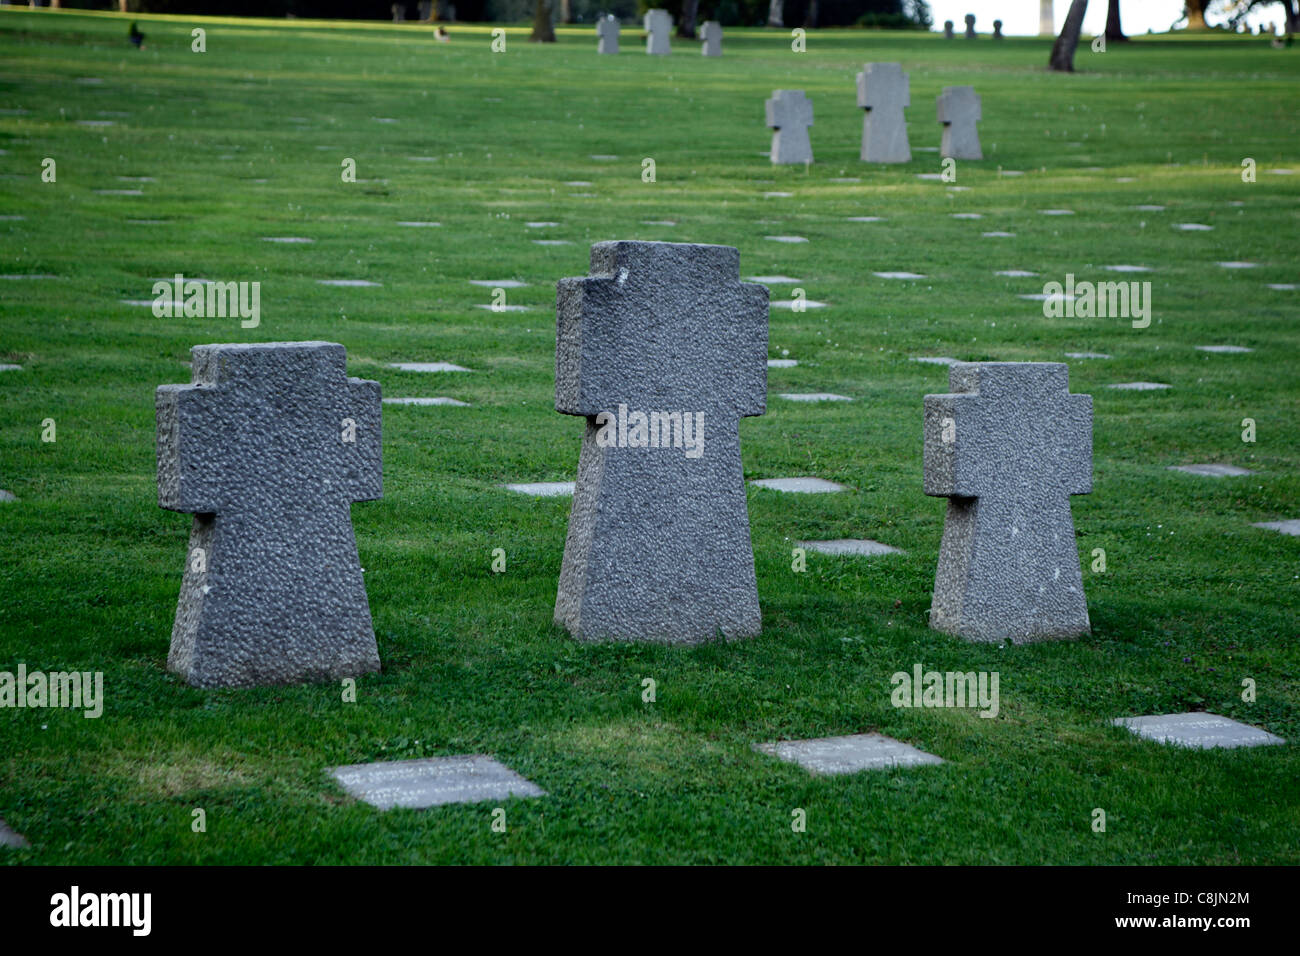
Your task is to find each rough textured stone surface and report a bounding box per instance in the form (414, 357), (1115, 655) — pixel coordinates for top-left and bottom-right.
(596, 15), (619, 54)
(156, 342), (382, 688)
(924, 362), (1092, 643)
(755, 733), (943, 774)
(938, 85), (982, 160)
(765, 90), (814, 165)
(554, 241), (767, 644)
(331, 755), (546, 809)
(856, 63), (911, 163)
(644, 9), (671, 55)
(701, 20), (722, 56)
(1112, 713), (1285, 749)
(799, 539), (903, 556)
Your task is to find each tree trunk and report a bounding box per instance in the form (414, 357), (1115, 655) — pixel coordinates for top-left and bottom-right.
(1105, 0), (1126, 40)
(767, 0), (783, 28)
(678, 0), (698, 37)
(530, 0), (555, 41)
(1281, 0), (1297, 32)
(1049, 0), (1089, 72)
(1185, 1), (1208, 29)
(559, 0), (570, 24)
(805, 0), (818, 28)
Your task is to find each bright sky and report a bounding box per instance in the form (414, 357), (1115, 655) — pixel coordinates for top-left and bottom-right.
(926, 1), (1289, 36)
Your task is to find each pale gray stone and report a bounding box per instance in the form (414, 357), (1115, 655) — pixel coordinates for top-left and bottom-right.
(1103, 264), (1151, 272)
(156, 342), (382, 688)
(770, 299), (825, 310)
(597, 15), (619, 54)
(764, 235), (808, 242)
(996, 270), (1037, 277)
(951, 213), (982, 219)
(983, 231), (1016, 237)
(396, 221), (441, 227)
(1112, 713), (1284, 750)
(0, 490), (15, 501)
(644, 9), (672, 54)
(1168, 464), (1253, 477)
(469, 279), (527, 288)
(555, 241), (767, 644)
(331, 755), (546, 809)
(383, 397), (469, 406)
(1254, 519), (1300, 535)
(799, 539), (903, 556)
(767, 359), (798, 368)
(856, 63), (911, 164)
(1133, 204), (1165, 211)
(751, 477), (846, 493)
(388, 362), (471, 372)
(317, 279), (380, 287)
(533, 239), (572, 246)
(765, 90), (814, 165)
(938, 86), (981, 160)
(847, 216), (885, 222)
(1065, 351), (1111, 359)
(1267, 283), (1297, 291)
(1217, 261), (1257, 269)
(778, 393), (851, 402)
(924, 362), (1092, 643)
(876, 271), (925, 279)
(1174, 222), (1212, 231)
(263, 236), (314, 244)
(747, 275), (800, 283)
(1039, 208), (1074, 216)
(0, 817), (29, 848)
(701, 20), (722, 56)
(526, 221), (559, 227)
(755, 733), (943, 774)
(0, 364), (21, 371)
(1107, 382), (1170, 390)
(505, 482), (574, 496)
(911, 356), (959, 365)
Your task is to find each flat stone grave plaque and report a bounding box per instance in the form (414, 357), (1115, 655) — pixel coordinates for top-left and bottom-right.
(388, 362), (471, 373)
(767, 358), (798, 368)
(331, 755), (546, 809)
(383, 397), (470, 407)
(1065, 352), (1111, 359)
(1107, 382), (1170, 390)
(0, 817), (29, 848)
(1196, 345), (1253, 353)
(1254, 519), (1300, 535)
(755, 733), (943, 774)
(779, 393), (850, 402)
(799, 539), (902, 556)
(751, 477), (846, 493)
(1111, 713), (1284, 750)
(505, 482), (574, 496)
(1168, 464), (1252, 477)
(911, 356), (959, 365)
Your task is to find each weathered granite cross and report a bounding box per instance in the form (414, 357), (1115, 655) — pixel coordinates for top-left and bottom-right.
(923, 362), (1092, 643)
(554, 241), (768, 643)
(938, 85), (982, 160)
(644, 9), (672, 55)
(597, 15), (619, 55)
(701, 20), (722, 56)
(856, 62), (911, 164)
(766, 89), (814, 165)
(156, 341), (383, 687)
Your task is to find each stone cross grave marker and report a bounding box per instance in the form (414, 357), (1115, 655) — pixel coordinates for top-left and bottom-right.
(701, 20), (722, 56)
(993, 19), (1004, 39)
(645, 9), (672, 55)
(597, 15), (619, 54)
(923, 362), (1092, 643)
(938, 85), (982, 160)
(766, 90), (814, 165)
(156, 342), (382, 687)
(943, 20), (954, 39)
(554, 241), (768, 643)
(964, 13), (976, 37)
(856, 62), (911, 164)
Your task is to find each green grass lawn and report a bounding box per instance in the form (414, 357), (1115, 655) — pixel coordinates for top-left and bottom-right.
(0, 10), (1297, 865)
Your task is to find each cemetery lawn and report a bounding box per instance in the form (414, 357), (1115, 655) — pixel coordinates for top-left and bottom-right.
(2, 10), (1298, 865)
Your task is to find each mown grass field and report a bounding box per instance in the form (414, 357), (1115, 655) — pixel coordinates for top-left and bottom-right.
(0, 10), (1296, 864)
